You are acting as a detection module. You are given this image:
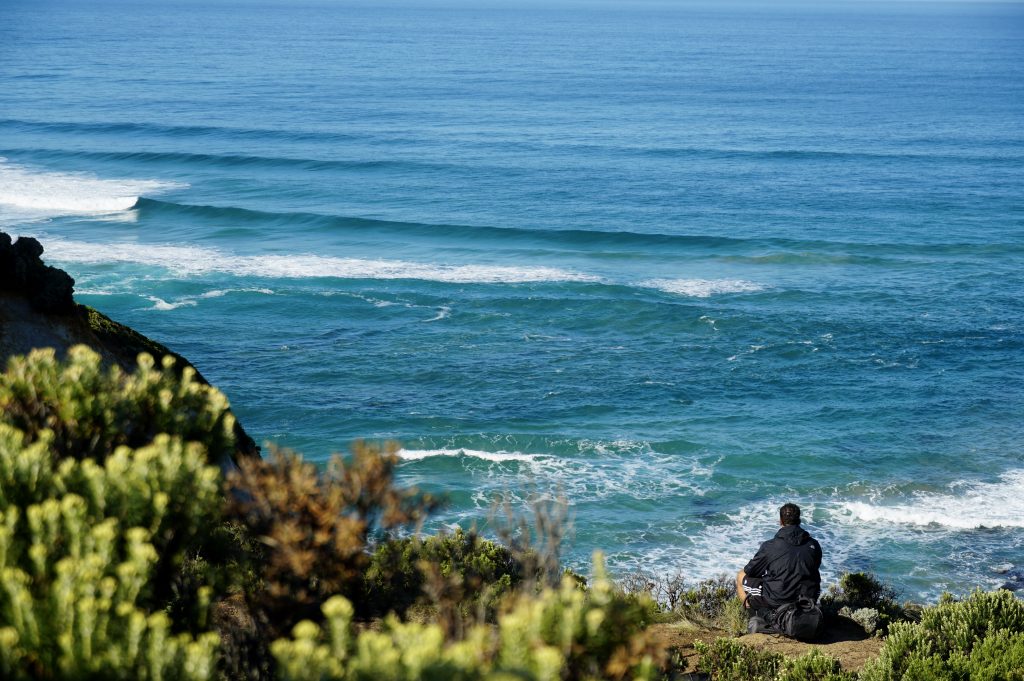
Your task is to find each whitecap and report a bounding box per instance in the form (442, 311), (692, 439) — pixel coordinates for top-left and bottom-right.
(836, 470), (1024, 530)
(423, 306), (451, 322)
(397, 448), (541, 463)
(643, 278), (764, 297)
(141, 287), (275, 311)
(0, 159), (184, 219)
(144, 295), (195, 311)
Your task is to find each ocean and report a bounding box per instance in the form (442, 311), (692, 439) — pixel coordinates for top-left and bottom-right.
(1, 0), (1022, 600)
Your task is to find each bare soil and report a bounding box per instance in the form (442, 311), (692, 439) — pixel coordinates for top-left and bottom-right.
(649, 617), (884, 677)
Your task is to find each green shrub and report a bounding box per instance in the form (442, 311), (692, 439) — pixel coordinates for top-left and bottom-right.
(0, 346), (236, 465)
(961, 627), (1024, 681)
(271, 553), (665, 681)
(720, 596), (749, 637)
(830, 573), (898, 610)
(860, 590), (1024, 681)
(694, 637), (782, 681)
(695, 640), (853, 681)
(820, 572), (910, 635)
(616, 570), (739, 631)
(778, 649), (856, 681)
(364, 528), (522, 621)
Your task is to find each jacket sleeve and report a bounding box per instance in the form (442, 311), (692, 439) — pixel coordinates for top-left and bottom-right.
(744, 541), (771, 576)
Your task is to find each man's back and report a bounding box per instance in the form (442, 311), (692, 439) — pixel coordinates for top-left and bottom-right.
(744, 523), (822, 607)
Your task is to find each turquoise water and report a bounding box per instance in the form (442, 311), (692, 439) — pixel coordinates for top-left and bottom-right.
(2, 0), (1023, 599)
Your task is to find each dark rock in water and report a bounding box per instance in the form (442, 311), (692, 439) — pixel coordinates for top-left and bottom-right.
(996, 567), (1024, 591)
(0, 232), (76, 313)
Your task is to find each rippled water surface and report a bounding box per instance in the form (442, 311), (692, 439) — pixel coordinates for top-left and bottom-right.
(2, 0), (1023, 598)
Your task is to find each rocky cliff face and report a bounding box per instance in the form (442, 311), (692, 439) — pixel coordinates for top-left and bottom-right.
(0, 232), (76, 314)
(0, 231), (259, 462)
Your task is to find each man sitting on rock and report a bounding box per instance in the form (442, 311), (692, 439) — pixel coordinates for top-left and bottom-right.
(736, 503), (822, 611)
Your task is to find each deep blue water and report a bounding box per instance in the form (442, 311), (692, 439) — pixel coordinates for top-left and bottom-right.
(2, 0), (1023, 599)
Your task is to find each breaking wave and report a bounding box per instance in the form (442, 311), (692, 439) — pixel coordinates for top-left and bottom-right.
(0, 159), (183, 217)
(836, 470), (1024, 530)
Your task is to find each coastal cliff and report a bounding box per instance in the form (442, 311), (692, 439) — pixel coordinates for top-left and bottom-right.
(0, 230), (259, 463)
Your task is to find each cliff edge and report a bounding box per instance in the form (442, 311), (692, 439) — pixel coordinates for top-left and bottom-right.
(0, 231), (259, 463)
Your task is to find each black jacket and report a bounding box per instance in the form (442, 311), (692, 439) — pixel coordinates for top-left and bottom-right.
(744, 524), (822, 607)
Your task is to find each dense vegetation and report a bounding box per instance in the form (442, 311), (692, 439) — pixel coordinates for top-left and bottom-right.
(0, 346), (662, 680)
(2, 345), (1022, 680)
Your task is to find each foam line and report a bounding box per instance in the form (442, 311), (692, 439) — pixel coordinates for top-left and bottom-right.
(40, 238), (599, 284)
(41, 238), (767, 295)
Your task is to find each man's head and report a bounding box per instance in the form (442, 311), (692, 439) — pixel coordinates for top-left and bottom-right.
(779, 503), (801, 526)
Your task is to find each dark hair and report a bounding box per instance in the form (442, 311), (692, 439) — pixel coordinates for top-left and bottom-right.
(780, 503), (801, 526)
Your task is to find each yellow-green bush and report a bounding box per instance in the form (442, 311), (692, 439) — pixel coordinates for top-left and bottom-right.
(0, 345), (235, 464)
(0, 431), (221, 679)
(271, 554), (665, 681)
(0, 346), (229, 679)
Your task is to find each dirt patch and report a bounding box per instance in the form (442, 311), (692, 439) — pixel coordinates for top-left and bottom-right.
(739, 618), (884, 672)
(647, 621), (728, 673)
(649, 617), (884, 676)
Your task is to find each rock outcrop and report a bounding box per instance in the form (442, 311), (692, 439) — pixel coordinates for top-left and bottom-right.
(0, 233), (76, 314)
(0, 231), (259, 463)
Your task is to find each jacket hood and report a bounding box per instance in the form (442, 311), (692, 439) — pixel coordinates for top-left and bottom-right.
(775, 524), (811, 546)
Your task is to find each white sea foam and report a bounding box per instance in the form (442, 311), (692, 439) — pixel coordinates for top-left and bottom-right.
(399, 441), (714, 508)
(424, 306), (452, 322)
(397, 448), (541, 463)
(612, 471), (1024, 594)
(40, 238), (599, 284)
(0, 159), (183, 218)
(145, 295), (194, 311)
(836, 470), (1024, 529)
(606, 498), (847, 589)
(144, 287), (275, 311)
(643, 278), (764, 297)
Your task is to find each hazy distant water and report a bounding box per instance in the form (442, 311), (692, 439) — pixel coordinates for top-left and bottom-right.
(2, 0), (1023, 598)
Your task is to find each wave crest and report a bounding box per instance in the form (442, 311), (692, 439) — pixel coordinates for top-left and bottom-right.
(0, 159), (183, 217)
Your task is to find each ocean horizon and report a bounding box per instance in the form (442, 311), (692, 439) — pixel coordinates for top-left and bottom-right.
(1, 0), (1022, 600)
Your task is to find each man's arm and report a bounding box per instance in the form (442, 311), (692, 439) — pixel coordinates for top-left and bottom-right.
(744, 541), (771, 578)
(735, 569), (747, 601)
